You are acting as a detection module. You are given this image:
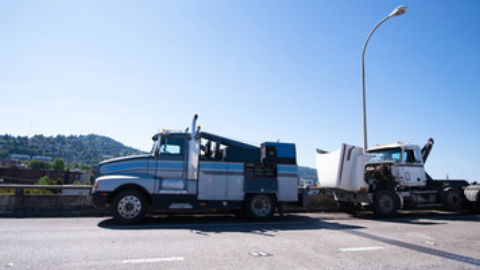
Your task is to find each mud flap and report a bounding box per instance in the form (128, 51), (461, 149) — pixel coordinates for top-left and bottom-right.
(395, 191), (404, 209)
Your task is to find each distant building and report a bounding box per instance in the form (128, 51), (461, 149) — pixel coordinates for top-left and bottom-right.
(300, 178), (316, 188)
(0, 159), (23, 167)
(9, 154), (31, 161)
(69, 170), (91, 182)
(0, 167), (91, 185)
(31, 156), (53, 162)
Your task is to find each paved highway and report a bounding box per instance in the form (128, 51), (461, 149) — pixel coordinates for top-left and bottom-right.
(1, 211), (479, 269)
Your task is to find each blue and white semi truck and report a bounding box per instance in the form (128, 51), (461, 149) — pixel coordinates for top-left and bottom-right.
(92, 115), (299, 223)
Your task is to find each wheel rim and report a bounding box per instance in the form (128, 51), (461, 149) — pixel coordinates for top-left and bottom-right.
(251, 195), (272, 217)
(117, 195), (142, 219)
(379, 194), (394, 213)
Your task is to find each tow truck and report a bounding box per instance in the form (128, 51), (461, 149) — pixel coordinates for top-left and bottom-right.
(92, 115), (299, 223)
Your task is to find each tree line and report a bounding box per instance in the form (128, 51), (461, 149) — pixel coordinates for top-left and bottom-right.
(0, 134), (146, 169)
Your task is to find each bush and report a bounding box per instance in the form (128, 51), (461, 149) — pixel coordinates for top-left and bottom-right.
(55, 178), (64, 185)
(37, 176), (62, 194)
(72, 180), (92, 185)
(0, 188), (15, 194)
(53, 158), (66, 171)
(28, 160), (52, 170)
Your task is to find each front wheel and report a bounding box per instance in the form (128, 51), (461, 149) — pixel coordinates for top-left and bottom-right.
(111, 189), (148, 224)
(244, 194), (275, 221)
(372, 190), (399, 218)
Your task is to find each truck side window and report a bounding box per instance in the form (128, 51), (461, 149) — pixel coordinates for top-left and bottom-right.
(160, 138), (185, 155)
(414, 148), (422, 163)
(403, 150), (416, 163)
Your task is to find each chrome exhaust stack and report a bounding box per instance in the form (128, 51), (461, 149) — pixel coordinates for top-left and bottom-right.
(187, 114), (200, 181)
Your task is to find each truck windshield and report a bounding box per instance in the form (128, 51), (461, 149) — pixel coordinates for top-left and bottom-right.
(367, 148), (402, 163)
(160, 137), (184, 155)
(151, 136), (185, 156)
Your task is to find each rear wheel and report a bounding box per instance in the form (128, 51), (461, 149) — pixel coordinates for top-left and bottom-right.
(372, 190), (399, 218)
(111, 189), (148, 224)
(244, 194), (275, 221)
(442, 189), (464, 211)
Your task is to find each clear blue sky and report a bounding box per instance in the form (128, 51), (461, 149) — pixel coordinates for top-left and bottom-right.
(1, 1), (479, 181)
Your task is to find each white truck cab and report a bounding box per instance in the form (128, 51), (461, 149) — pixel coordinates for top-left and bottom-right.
(316, 138), (471, 218)
(366, 143), (426, 188)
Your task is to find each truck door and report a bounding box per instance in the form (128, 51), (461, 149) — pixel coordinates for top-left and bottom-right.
(154, 136), (189, 194)
(399, 148), (426, 186)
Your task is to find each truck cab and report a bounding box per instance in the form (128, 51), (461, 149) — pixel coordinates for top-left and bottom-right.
(365, 143), (427, 189)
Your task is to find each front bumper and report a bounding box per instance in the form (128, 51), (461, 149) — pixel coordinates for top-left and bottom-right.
(92, 191), (111, 209)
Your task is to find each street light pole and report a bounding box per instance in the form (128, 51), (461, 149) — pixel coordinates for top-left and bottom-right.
(362, 5), (407, 152)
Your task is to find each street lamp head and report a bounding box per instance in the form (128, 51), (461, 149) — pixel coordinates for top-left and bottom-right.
(388, 5), (407, 18)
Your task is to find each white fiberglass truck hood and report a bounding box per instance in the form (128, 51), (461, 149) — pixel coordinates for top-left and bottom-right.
(316, 144), (374, 192)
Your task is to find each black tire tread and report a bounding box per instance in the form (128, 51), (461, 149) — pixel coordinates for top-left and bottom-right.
(111, 189), (148, 224)
(244, 194), (275, 221)
(372, 190), (399, 218)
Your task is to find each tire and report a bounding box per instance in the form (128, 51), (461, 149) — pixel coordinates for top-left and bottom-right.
(244, 194), (275, 221)
(111, 189), (148, 224)
(442, 189), (464, 212)
(338, 201), (357, 215)
(372, 190), (399, 218)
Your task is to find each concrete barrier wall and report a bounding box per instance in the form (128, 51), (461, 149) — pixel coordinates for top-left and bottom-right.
(0, 191), (338, 218)
(308, 192), (339, 210)
(284, 191), (338, 212)
(0, 194), (108, 217)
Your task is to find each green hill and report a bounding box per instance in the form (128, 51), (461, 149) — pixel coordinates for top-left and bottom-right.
(298, 166), (318, 181)
(0, 134), (146, 167)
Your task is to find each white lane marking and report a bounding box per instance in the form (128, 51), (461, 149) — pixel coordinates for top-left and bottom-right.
(339, 247), (384, 252)
(123, 257), (184, 264)
(249, 251), (272, 257)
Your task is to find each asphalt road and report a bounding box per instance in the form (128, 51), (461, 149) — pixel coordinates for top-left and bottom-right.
(1, 211), (479, 270)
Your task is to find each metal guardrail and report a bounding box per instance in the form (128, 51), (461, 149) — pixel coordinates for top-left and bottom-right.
(0, 184), (92, 195)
